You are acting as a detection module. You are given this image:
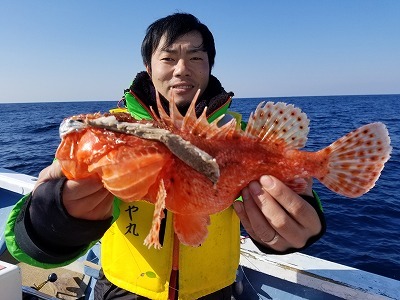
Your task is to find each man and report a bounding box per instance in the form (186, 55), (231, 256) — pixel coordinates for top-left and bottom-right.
(6, 13), (325, 299)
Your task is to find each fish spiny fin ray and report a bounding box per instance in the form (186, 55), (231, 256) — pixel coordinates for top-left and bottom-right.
(154, 92), (173, 127)
(245, 102), (310, 149)
(317, 122), (392, 198)
(166, 89), (238, 139)
(209, 116), (238, 139)
(169, 94), (185, 129)
(144, 179), (167, 249)
(181, 90), (200, 130)
(188, 107), (210, 135)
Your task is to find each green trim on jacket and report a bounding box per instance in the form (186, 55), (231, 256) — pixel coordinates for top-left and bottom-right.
(5, 193), (121, 268)
(125, 91), (153, 120)
(125, 90), (234, 122)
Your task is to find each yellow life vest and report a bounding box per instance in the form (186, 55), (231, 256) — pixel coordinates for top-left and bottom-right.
(101, 201), (240, 299)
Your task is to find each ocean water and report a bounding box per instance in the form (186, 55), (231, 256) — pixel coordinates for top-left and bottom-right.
(0, 94), (399, 281)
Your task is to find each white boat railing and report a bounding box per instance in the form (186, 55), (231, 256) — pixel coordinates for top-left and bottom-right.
(239, 238), (399, 299)
(0, 167), (36, 195)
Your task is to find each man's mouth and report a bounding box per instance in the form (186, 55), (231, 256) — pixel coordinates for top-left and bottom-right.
(171, 85), (194, 90)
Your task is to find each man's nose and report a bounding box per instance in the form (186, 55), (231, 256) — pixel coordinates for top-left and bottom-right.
(174, 59), (191, 76)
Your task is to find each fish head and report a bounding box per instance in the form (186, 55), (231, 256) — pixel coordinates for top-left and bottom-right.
(59, 117), (87, 138)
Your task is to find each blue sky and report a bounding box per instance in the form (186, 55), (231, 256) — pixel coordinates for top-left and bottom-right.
(1, 1), (399, 103)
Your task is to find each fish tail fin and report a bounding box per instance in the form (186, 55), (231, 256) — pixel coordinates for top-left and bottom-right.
(317, 122), (391, 198)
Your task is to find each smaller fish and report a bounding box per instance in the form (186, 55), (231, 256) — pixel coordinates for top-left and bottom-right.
(56, 93), (392, 248)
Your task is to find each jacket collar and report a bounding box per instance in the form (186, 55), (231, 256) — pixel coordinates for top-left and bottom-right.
(125, 71), (234, 120)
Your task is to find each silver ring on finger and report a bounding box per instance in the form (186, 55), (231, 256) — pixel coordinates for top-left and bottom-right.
(262, 231), (279, 245)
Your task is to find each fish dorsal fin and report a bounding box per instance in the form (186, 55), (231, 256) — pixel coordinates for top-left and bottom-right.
(245, 101), (310, 149)
(155, 89), (238, 139)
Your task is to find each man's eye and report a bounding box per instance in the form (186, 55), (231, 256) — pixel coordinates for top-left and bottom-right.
(161, 57), (174, 61)
(191, 57), (203, 61)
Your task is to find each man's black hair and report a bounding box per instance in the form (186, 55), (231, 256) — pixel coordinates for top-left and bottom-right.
(141, 13), (216, 73)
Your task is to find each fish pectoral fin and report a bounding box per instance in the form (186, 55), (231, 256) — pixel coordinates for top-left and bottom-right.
(174, 213), (210, 247)
(144, 180), (167, 249)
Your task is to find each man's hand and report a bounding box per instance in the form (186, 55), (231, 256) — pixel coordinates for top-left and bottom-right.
(34, 161), (114, 221)
(233, 175), (322, 252)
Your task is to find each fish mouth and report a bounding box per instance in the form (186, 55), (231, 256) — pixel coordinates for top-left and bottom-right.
(59, 118), (87, 138)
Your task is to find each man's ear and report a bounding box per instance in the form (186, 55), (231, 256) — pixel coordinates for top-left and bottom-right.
(145, 65), (151, 76)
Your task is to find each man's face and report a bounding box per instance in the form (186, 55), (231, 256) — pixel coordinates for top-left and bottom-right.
(147, 31), (210, 108)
